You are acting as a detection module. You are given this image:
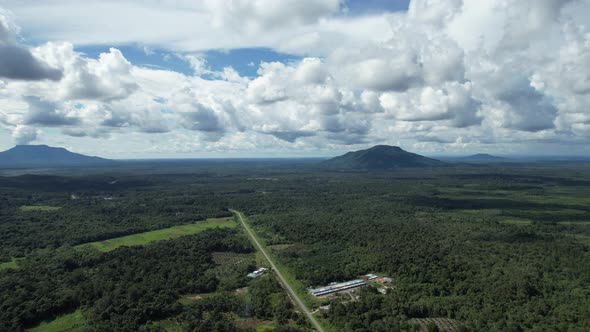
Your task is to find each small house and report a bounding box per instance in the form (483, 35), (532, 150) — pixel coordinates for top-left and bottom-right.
(364, 273), (378, 280)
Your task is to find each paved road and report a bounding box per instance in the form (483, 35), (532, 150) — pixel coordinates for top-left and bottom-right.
(231, 210), (324, 332)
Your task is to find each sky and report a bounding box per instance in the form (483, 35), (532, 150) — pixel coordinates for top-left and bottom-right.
(0, 0), (590, 158)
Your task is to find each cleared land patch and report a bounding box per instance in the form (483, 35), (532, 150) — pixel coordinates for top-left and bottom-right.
(76, 217), (236, 252)
(27, 310), (86, 332)
(178, 292), (217, 305)
(20, 205), (61, 212)
(0, 258), (19, 271)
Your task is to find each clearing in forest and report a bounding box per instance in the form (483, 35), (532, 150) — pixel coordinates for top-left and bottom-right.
(0, 258), (19, 271)
(76, 217), (236, 252)
(27, 309), (86, 332)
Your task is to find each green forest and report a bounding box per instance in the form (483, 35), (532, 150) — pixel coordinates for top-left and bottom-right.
(1, 162), (589, 331)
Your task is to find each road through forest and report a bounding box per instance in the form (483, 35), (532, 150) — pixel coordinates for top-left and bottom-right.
(231, 210), (325, 332)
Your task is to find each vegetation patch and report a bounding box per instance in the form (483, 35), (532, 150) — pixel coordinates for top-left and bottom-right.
(77, 217), (236, 252)
(19, 205), (62, 212)
(255, 321), (276, 331)
(558, 221), (590, 225)
(499, 219), (533, 225)
(268, 243), (294, 251)
(408, 317), (463, 332)
(144, 319), (184, 332)
(459, 208), (502, 215)
(0, 258), (19, 271)
(212, 252), (253, 266)
(234, 319), (274, 331)
(569, 234), (590, 246)
(27, 310), (86, 332)
(178, 292), (217, 305)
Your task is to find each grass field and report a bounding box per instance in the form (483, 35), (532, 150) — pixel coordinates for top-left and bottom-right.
(19, 205), (62, 212)
(255, 321), (275, 331)
(76, 217), (236, 252)
(27, 310), (86, 332)
(0, 258), (19, 271)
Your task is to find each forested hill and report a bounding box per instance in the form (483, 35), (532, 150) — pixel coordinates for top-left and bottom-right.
(322, 145), (445, 169)
(0, 145), (112, 168)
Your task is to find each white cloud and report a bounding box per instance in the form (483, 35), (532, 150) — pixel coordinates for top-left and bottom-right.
(0, 0), (372, 56)
(183, 54), (209, 76)
(204, 0), (342, 32)
(408, 0), (462, 27)
(0, 13), (62, 81)
(12, 125), (38, 144)
(380, 82), (481, 126)
(23, 96), (80, 126)
(1, 0), (590, 156)
(14, 43), (139, 102)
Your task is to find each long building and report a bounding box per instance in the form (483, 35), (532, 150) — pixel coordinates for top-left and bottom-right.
(310, 279), (367, 297)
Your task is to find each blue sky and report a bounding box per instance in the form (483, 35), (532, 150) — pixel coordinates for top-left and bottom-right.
(345, 0), (409, 13)
(77, 45), (302, 78)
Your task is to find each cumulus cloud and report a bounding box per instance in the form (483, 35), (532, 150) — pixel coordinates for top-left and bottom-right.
(0, 0), (358, 55)
(3, 43), (138, 102)
(22, 96), (80, 126)
(180, 102), (224, 133)
(12, 125), (38, 144)
(494, 80), (557, 132)
(0, 14), (62, 81)
(243, 59), (375, 144)
(408, 0), (462, 27)
(1, 0), (590, 156)
(380, 82), (481, 127)
(205, 0), (342, 32)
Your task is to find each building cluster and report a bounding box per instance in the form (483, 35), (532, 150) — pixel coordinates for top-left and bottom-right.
(361, 273), (378, 280)
(310, 279), (367, 297)
(310, 273), (394, 297)
(247, 267), (268, 278)
(361, 274), (392, 284)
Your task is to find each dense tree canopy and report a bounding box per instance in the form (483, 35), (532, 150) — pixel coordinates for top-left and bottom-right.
(1, 163), (589, 331)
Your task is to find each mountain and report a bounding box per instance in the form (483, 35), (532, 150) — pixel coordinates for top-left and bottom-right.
(0, 145), (113, 168)
(460, 153), (507, 161)
(322, 145), (445, 169)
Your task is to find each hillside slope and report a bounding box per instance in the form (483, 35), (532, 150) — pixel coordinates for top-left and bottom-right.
(0, 145), (112, 168)
(323, 145), (445, 169)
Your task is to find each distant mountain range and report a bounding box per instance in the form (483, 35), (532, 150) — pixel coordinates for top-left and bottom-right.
(459, 153), (507, 161)
(323, 145), (445, 169)
(0, 145), (112, 168)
